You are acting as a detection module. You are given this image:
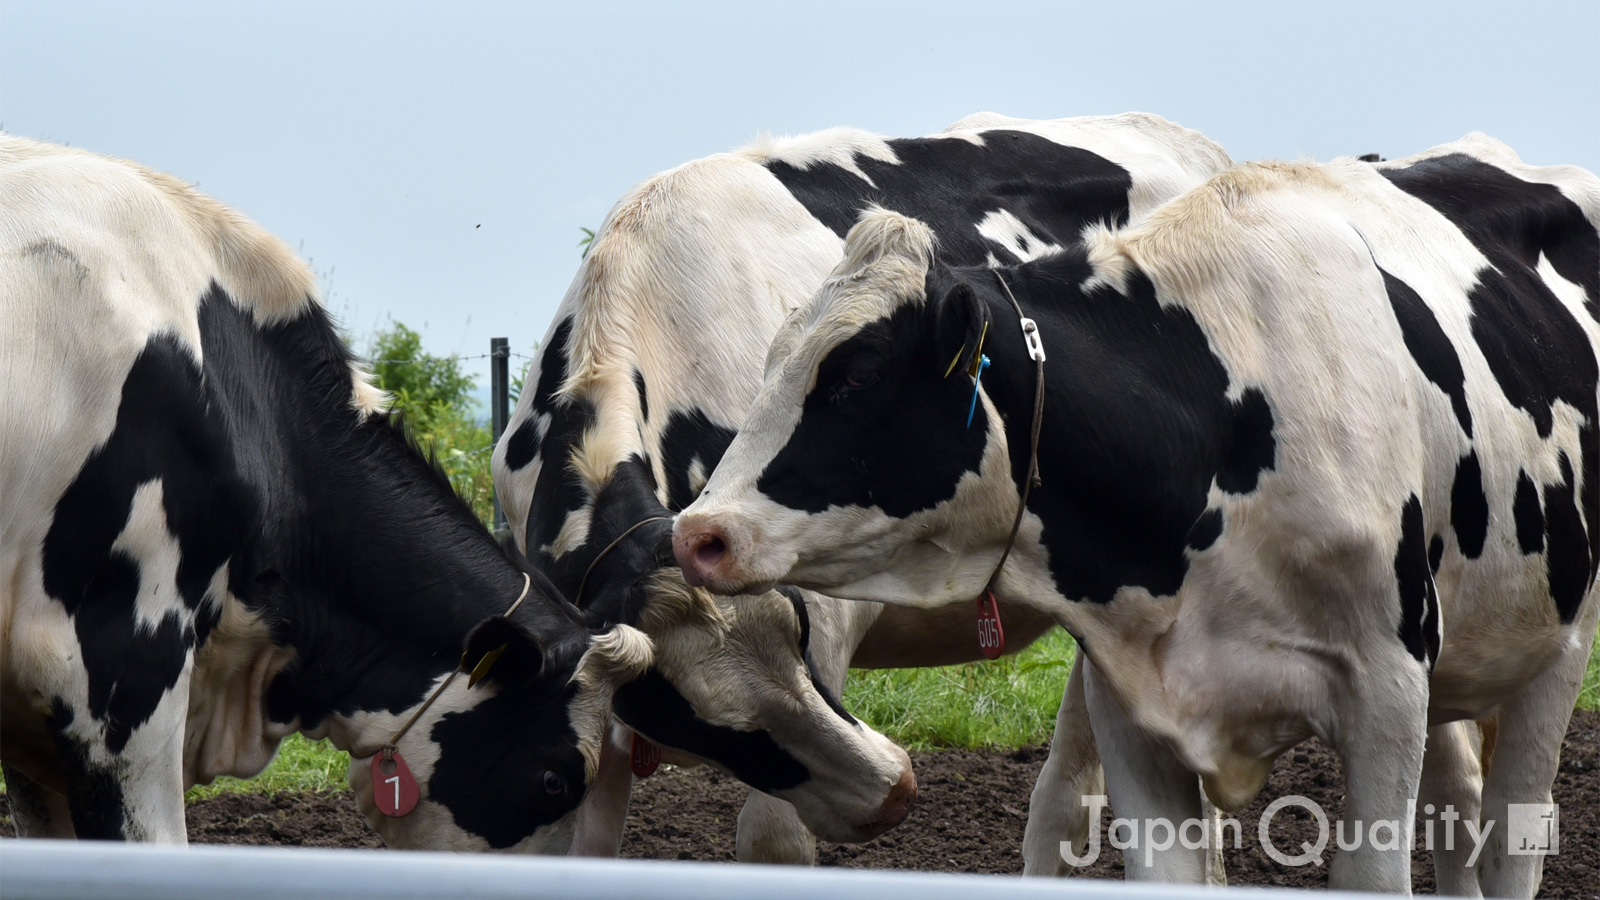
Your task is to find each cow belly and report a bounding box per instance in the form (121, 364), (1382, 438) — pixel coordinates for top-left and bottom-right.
(850, 597), (1057, 668)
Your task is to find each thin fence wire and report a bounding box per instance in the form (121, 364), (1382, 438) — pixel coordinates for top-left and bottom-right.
(369, 352), (536, 365)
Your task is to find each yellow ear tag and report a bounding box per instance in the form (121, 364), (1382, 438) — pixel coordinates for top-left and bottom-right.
(966, 321), (991, 378)
(467, 642), (509, 688)
(944, 344), (967, 379)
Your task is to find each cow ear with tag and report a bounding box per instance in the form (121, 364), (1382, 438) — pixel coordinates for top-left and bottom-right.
(461, 616), (546, 689)
(931, 267), (988, 380)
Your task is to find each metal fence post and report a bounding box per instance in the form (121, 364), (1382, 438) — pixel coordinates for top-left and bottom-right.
(490, 337), (509, 536)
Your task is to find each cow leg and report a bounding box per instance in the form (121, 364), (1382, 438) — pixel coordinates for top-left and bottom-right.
(736, 790), (817, 864)
(1021, 653), (1103, 876)
(2, 762), (77, 838)
(569, 724), (634, 857)
(1419, 720), (1485, 897)
(48, 678), (191, 843)
(1083, 658), (1208, 883)
(1327, 659), (1429, 894)
(1476, 594), (1596, 899)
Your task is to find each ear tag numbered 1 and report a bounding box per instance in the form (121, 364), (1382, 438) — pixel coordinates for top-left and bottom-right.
(966, 354), (991, 429)
(976, 590), (1005, 660)
(630, 732), (661, 778)
(372, 747), (421, 817)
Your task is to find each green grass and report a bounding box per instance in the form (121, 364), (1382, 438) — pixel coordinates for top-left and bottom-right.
(183, 734), (349, 801)
(843, 628), (1077, 750)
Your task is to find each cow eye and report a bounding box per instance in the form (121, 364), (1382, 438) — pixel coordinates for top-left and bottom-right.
(543, 770), (566, 795)
(845, 369), (879, 389)
(833, 364), (881, 402)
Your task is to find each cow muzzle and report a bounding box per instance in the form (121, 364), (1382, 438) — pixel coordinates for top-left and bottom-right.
(865, 766), (919, 838)
(674, 512), (776, 594)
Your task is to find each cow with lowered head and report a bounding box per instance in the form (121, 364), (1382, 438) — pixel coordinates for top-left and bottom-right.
(0, 135), (649, 849)
(677, 135), (1600, 895)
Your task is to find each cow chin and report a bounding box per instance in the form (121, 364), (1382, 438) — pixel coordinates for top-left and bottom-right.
(767, 725), (918, 843)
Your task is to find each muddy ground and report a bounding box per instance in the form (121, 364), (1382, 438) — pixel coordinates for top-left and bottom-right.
(4, 711), (1596, 896)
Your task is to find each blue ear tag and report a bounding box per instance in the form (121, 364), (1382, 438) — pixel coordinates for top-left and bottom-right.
(966, 354), (991, 428)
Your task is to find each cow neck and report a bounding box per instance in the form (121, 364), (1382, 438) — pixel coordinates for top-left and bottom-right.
(559, 457), (675, 624)
(982, 270), (1046, 594)
(260, 419), (559, 732)
(201, 299), (573, 731)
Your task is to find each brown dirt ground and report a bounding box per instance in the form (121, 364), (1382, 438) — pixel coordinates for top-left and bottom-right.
(3, 710), (1595, 896)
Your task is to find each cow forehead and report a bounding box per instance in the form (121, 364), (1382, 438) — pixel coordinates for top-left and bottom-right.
(773, 215), (939, 392)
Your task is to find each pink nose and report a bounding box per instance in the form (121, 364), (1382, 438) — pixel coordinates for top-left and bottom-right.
(673, 525), (728, 587)
(861, 767), (919, 839)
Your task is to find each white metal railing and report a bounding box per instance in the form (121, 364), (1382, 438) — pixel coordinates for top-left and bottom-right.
(0, 840), (1373, 900)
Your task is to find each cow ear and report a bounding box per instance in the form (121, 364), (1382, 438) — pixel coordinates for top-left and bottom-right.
(932, 270), (987, 379)
(461, 616), (546, 689)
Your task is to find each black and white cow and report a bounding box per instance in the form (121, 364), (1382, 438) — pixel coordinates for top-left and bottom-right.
(0, 136), (651, 849)
(494, 112), (1233, 862)
(675, 135), (1600, 895)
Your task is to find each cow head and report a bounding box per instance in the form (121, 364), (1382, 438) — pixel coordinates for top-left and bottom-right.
(674, 208), (1023, 606)
(553, 460), (915, 842)
(345, 602), (653, 852)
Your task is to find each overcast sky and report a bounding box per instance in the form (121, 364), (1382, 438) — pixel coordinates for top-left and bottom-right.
(5, 1), (1597, 388)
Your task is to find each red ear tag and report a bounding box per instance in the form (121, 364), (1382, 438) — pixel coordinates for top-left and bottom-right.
(630, 732), (661, 778)
(977, 590), (1005, 660)
(371, 749), (421, 817)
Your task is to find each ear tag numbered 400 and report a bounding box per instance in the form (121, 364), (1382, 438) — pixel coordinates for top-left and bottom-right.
(371, 747), (420, 817)
(630, 732), (661, 777)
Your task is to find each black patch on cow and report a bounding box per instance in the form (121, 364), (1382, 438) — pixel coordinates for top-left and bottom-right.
(427, 674), (589, 849)
(633, 368), (649, 422)
(1187, 508), (1224, 552)
(1384, 155), (1599, 586)
(515, 318), (598, 564)
(760, 251), (1275, 605)
(1217, 389), (1277, 494)
(758, 303), (989, 518)
(766, 131), (1136, 269)
(613, 669), (809, 793)
(41, 330), (251, 753)
(660, 408), (737, 513)
(1451, 451), (1489, 559)
(552, 456), (671, 612)
(1382, 153), (1600, 323)
(1515, 469), (1546, 554)
(1394, 495), (1440, 666)
(776, 585), (857, 726)
(504, 317), (575, 472)
(1544, 453), (1591, 623)
(48, 698), (126, 839)
(1428, 534), (1445, 575)
(1382, 269), (1473, 437)
(503, 418), (541, 472)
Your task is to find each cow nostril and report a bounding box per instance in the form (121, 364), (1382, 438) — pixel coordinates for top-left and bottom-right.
(695, 536), (726, 568)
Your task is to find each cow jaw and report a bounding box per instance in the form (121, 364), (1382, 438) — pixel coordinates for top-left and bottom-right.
(632, 584), (918, 841)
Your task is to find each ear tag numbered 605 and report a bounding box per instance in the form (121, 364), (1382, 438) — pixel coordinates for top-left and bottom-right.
(372, 747), (420, 817)
(976, 590), (1005, 660)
